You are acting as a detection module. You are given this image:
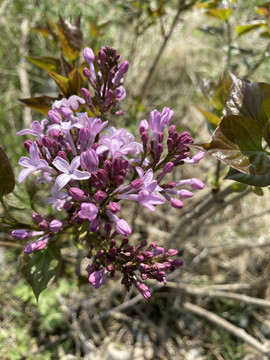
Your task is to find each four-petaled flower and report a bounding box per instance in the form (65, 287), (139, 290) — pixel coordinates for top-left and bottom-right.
(18, 142), (50, 183)
(53, 156), (91, 190)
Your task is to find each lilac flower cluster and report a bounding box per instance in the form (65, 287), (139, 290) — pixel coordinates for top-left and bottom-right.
(12, 46), (205, 298)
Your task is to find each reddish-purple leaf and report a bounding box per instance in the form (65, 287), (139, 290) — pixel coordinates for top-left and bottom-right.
(0, 147), (15, 197)
(17, 95), (59, 115)
(226, 73), (263, 125)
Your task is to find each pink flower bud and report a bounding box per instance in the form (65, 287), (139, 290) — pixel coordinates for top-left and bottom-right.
(190, 178), (205, 189)
(131, 179), (143, 189)
(171, 198), (183, 209)
(24, 242), (37, 254)
(164, 162), (174, 173)
(48, 110), (61, 124)
(39, 220), (48, 231)
(94, 190), (107, 202)
(69, 187), (85, 201)
(80, 149), (99, 172)
(60, 107), (73, 118)
(166, 249), (178, 257)
(49, 219), (62, 233)
(115, 219), (131, 236)
(79, 127), (90, 142)
(32, 213), (43, 224)
(109, 202), (120, 213)
(179, 189), (193, 198)
(24, 140), (33, 152)
(83, 47), (95, 63)
(35, 239), (48, 251)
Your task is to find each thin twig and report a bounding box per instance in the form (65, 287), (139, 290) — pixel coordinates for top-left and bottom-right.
(166, 282), (270, 309)
(19, 18), (32, 127)
(140, 0), (194, 97)
(183, 301), (270, 357)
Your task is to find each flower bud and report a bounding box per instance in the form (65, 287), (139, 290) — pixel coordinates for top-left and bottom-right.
(12, 229), (28, 239)
(60, 107), (73, 118)
(49, 219), (63, 233)
(109, 202), (120, 214)
(24, 242), (37, 254)
(171, 198), (183, 209)
(80, 149), (99, 172)
(32, 213), (43, 224)
(83, 47), (95, 63)
(39, 220), (48, 231)
(57, 150), (67, 160)
(48, 110), (61, 124)
(24, 140), (33, 152)
(115, 219), (131, 236)
(79, 127), (90, 142)
(94, 190), (107, 202)
(163, 162), (174, 174)
(166, 249), (178, 257)
(190, 178), (205, 189)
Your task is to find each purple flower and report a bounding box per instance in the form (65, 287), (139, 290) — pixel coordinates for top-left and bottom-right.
(18, 142), (50, 183)
(78, 203), (98, 222)
(183, 150), (205, 164)
(137, 181), (165, 212)
(17, 119), (48, 138)
(77, 115), (108, 149)
(149, 107), (174, 148)
(52, 95), (85, 111)
(53, 156), (91, 190)
(45, 185), (69, 211)
(97, 127), (142, 160)
(89, 269), (108, 289)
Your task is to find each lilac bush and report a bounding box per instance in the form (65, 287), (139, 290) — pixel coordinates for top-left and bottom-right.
(12, 46), (205, 299)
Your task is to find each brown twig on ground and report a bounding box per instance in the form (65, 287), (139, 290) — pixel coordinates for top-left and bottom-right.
(166, 282), (270, 309)
(183, 301), (270, 357)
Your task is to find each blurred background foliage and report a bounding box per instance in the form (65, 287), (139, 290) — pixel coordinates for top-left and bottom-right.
(1, 0), (270, 359)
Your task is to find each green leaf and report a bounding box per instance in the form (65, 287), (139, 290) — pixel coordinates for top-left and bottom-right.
(205, 8), (233, 21)
(0, 147), (15, 197)
(212, 78), (232, 110)
(230, 181), (248, 192)
(202, 115), (270, 175)
(197, 108), (221, 127)
(47, 71), (69, 95)
(56, 15), (83, 62)
(17, 95), (58, 115)
(19, 241), (62, 302)
(25, 56), (60, 73)
(251, 186), (264, 196)
(235, 22), (266, 36)
(31, 26), (52, 37)
(226, 73), (263, 125)
(225, 167), (270, 187)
